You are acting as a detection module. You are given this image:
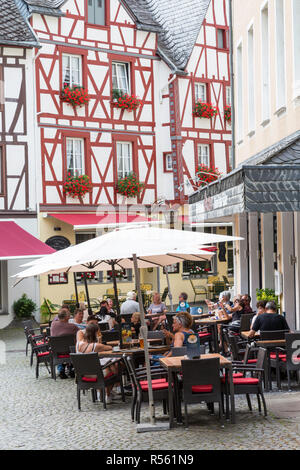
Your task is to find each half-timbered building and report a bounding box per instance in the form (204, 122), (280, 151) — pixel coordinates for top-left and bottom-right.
(10, 0), (231, 307)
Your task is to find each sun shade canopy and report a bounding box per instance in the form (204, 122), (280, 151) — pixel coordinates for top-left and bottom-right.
(49, 213), (152, 229)
(0, 221), (55, 260)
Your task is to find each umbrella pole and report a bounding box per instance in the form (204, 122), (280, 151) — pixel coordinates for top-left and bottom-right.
(165, 270), (174, 311)
(73, 273), (79, 308)
(83, 273), (92, 315)
(133, 253), (156, 426)
(111, 261), (123, 349)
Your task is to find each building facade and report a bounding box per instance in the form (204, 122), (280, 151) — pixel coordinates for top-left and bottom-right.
(189, 0), (300, 329)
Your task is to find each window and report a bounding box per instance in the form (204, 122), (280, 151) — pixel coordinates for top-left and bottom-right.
(226, 86), (231, 106)
(236, 42), (243, 141)
(292, 0), (300, 98)
(164, 153), (173, 172)
(117, 142), (132, 179)
(0, 147), (3, 194)
(66, 138), (84, 176)
(62, 54), (82, 87)
(227, 226), (234, 276)
(88, 0), (106, 25)
(112, 62), (130, 94)
(261, 4), (270, 123)
(195, 83), (207, 102)
(197, 144), (210, 167)
(275, 0), (286, 109)
(75, 233), (103, 282)
(248, 25), (255, 133)
(217, 28), (227, 49)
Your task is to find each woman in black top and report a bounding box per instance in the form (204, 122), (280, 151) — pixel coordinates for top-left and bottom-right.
(223, 298), (245, 332)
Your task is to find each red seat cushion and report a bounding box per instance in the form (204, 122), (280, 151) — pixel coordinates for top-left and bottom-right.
(232, 378), (259, 385)
(191, 385), (213, 393)
(57, 354), (70, 359)
(37, 351), (50, 357)
(198, 333), (212, 338)
(140, 381), (169, 391)
(247, 359), (257, 364)
(270, 353), (286, 360)
(82, 376), (97, 383)
(139, 378), (167, 386)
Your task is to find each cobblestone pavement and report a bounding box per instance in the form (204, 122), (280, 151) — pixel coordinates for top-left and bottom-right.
(1, 328), (300, 450)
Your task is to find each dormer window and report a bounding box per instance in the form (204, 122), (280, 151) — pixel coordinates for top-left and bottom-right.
(88, 0), (106, 26)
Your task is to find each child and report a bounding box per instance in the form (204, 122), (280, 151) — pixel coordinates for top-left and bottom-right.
(130, 312), (141, 338)
(176, 292), (190, 312)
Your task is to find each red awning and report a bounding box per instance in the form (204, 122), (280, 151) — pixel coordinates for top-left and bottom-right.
(0, 221), (55, 260)
(49, 213), (152, 230)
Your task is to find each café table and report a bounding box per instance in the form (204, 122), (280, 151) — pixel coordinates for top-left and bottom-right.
(98, 342), (170, 358)
(159, 353), (235, 427)
(195, 317), (230, 353)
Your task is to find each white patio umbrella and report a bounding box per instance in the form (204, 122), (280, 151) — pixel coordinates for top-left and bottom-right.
(13, 226), (241, 431)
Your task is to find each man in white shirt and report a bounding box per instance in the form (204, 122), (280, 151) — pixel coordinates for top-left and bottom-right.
(121, 291), (140, 315)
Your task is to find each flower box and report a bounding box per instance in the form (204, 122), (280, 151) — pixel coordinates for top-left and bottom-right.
(224, 105), (231, 122)
(193, 101), (218, 119)
(111, 89), (142, 112)
(63, 173), (92, 199)
(116, 173), (143, 199)
(195, 164), (221, 188)
(60, 83), (89, 107)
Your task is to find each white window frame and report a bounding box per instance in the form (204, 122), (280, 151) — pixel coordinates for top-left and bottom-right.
(66, 138), (85, 176)
(275, 0), (286, 111)
(292, 0), (300, 99)
(261, 3), (270, 124)
(62, 54), (82, 87)
(112, 62), (130, 95)
(226, 86), (231, 106)
(116, 142), (133, 179)
(247, 24), (255, 133)
(197, 144), (210, 167)
(165, 153), (173, 172)
(195, 83), (207, 102)
(236, 41), (243, 141)
(228, 146), (233, 171)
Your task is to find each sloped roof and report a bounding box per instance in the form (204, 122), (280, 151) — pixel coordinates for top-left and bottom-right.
(119, 0), (161, 32)
(0, 0), (39, 47)
(24, 0), (66, 16)
(123, 0), (211, 72)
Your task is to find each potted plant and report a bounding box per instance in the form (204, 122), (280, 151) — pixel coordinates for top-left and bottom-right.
(13, 294), (37, 320)
(81, 272), (96, 281)
(224, 105), (231, 123)
(111, 89), (142, 112)
(60, 83), (89, 107)
(256, 288), (280, 310)
(189, 266), (210, 278)
(195, 164), (221, 187)
(193, 101), (218, 119)
(63, 173), (92, 199)
(116, 172), (144, 200)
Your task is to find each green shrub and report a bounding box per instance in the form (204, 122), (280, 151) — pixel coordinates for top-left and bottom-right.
(256, 288), (280, 310)
(13, 294), (37, 319)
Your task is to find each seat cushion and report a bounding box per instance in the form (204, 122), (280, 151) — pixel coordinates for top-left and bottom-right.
(222, 372), (244, 379)
(232, 377), (259, 385)
(139, 378), (167, 386)
(270, 353), (286, 360)
(247, 359), (257, 364)
(191, 384), (213, 393)
(140, 381), (169, 391)
(57, 354), (70, 359)
(198, 333), (212, 338)
(37, 351), (50, 357)
(82, 376), (97, 383)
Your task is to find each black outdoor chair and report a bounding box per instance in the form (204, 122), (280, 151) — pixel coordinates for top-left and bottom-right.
(101, 330), (120, 344)
(28, 334), (51, 379)
(48, 335), (76, 380)
(181, 357), (224, 428)
(222, 328), (248, 361)
(171, 347), (187, 357)
(161, 287), (169, 303)
(22, 321), (44, 357)
(70, 353), (124, 410)
(240, 313), (255, 332)
(147, 331), (165, 343)
(271, 332), (300, 390)
(260, 330), (289, 341)
(125, 356), (169, 423)
(222, 347), (268, 416)
(165, 312), (176, 332)
(98, 322), (110, 332)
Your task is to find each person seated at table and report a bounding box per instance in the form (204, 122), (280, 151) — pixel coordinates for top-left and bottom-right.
(96, 304), (114, 330)
(250, 300), (267, 329)
(241, 294), (253, 314)
(130, 312), (141, 338)
(52, 303), (71, 322)
(176, 292), (190, 312)
(147, 293), (167, 329)
(248, 301), (290, 338)
(76, 314), (101, 342)
(79, 301), (89, 322)
(76, 323), (118, 403)
(105, 298), (118, 328)
(221, 298), (246, 332)
(69, 308), (86, 330)
(50, 309), (79, 379)
(163, 312), (200, 357)
(121, 291), (140, 315)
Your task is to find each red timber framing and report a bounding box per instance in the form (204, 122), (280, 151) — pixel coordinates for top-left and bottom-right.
(33, 0), (157, 209)
(0, 47), (30, 213)
(168, 0), (231, 203)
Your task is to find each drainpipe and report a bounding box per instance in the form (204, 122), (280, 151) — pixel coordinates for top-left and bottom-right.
(229, 0), (236, 170)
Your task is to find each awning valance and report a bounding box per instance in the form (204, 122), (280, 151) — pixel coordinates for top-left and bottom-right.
(48, 213), (152, 230)
(0, 221), (55, 260)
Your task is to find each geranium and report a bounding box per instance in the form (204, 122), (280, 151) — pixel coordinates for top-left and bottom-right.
(81, 272), (95, 280)
(195, 164), (221, 188)
(224, 105), (231, 122)
(193, 101), (218, 119)
(189, 266), (210, 275)
(112, 89), (142, 112)
(60, 83), (89, 107)
(116, 173), (144, 198)
(63, 173), (92, 199)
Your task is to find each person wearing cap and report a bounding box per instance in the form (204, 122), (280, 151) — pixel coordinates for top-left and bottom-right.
(120, 291), (140, 315)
